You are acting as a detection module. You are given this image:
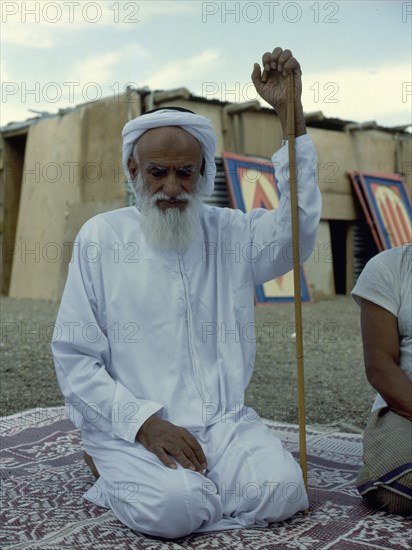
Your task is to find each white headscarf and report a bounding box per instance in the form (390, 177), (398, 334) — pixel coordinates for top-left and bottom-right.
(122, 108), (217, 196)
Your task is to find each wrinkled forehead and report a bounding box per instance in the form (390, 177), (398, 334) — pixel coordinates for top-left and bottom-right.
(134, 126), (203, 164)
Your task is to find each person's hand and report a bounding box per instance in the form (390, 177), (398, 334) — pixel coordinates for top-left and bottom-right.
(251, 47), (306, 138)
(251, 47), (302, 111)
(136, 415), (207, 473)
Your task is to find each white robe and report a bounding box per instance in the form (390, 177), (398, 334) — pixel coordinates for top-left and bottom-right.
(52, 134), (322, 538)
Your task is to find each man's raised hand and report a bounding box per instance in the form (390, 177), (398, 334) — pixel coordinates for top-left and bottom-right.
(252, 47), (302, 110)
(136, 415), (207, 473)
(251, 46), (306, 138)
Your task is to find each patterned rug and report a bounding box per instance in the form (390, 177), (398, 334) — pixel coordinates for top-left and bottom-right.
(1, 407), (411, 550)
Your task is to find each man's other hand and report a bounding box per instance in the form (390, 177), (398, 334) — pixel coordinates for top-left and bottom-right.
(136, 415), (207, 473)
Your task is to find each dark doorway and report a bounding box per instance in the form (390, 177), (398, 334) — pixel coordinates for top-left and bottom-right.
(329, 220), (347, 295)
(1, 132), (27, 295)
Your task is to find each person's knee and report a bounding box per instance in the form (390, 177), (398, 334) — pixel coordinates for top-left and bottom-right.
(263, 459), (308, 519)
(157, 472), (221, 537)
(110, 471), (221, 539)
(242, 458), (307, 523)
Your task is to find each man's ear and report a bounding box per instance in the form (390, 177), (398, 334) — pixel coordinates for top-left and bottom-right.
(128, 155), (138, 180)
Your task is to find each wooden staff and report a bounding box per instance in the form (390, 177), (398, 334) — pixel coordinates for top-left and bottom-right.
(262, 68), (309, 494)
(286, 71), (308, 495)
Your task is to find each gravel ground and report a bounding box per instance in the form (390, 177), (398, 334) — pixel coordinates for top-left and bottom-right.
(0, 295), (374, 432)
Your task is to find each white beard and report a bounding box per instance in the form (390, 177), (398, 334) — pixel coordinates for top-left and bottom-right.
(133, 174), (203, 252)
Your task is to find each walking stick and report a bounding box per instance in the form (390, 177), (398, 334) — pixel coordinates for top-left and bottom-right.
(262, 69), (309, 500)
(286, 72), (309, 497)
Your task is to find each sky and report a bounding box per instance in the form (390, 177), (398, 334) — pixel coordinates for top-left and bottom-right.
(1, 0), (411, 129)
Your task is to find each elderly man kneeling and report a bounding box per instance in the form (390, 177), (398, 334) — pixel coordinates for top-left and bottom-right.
(52, 47), (321, 538)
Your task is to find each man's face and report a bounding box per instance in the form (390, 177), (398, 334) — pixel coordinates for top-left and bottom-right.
(128, 126), (203, 211)
(127, 126), (204, 251)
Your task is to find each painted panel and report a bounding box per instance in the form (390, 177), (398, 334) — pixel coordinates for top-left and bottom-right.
(349, 171), (412, 250)
(224, 152), (310, 303)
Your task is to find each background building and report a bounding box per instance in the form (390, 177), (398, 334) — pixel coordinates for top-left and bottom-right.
(1, 88), (411, 300)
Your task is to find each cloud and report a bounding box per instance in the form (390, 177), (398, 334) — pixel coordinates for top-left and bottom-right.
(301, 64), (411, 126)
(69, 51), (135, 88)
(147, 49), (221, 89)
(194, 62), (411, 128)
(136, 1), (196, 19)
(1, 0), (196, 49)
(2, 20), (56, 49)
(1, 1), (132, 49)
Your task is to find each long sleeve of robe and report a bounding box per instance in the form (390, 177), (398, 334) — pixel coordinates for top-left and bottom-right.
(52, 134), (321, 443)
